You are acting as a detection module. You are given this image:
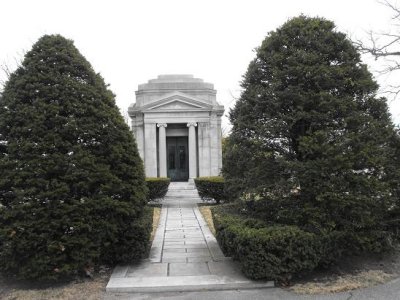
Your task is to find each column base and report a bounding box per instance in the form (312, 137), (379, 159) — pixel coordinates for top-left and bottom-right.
(188, 178), (195, 185)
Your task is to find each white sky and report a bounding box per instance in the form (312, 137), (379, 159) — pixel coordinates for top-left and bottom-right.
(1, 0), (399, 129)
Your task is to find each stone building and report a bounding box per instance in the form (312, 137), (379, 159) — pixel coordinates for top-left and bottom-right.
(128, 75), (224, 182)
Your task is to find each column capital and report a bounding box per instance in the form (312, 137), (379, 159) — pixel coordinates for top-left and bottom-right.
(187, 122), (197, 128)
(157, 123), (168, 128)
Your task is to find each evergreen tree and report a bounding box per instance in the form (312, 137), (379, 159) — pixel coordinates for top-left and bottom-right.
(0, 35), (150, 280)
(224, 16), (400, 254)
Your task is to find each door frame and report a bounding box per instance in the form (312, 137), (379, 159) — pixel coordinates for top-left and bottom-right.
(166, 136), (189, 181)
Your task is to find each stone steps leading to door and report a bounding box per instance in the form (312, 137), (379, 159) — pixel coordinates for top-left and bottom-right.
(168, 181), (196, 190)
(165, 183), (201, 202)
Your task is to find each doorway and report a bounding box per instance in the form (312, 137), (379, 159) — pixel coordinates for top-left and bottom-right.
(166, 137), (189, 181)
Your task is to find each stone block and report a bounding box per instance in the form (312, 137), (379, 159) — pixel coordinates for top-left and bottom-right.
(161, 257), (187, 263)
(169, 262), (210, 276)
(127, 263), (168, 277)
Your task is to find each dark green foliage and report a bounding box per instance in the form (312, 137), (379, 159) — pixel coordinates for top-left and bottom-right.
(99, 206), (153, 263)
(223, 16), (400, 257)
(194, 176), (226, 204)
(145, 177), (170, 201)
(0, 35), (149, 280)
(211, 206), (325, 280)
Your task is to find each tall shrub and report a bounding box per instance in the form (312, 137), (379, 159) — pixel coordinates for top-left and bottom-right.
(224, 16), (400, 253)
(0, 35), (149, 280)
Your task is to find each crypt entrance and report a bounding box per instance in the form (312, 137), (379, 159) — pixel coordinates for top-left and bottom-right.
(128, 74), (224, 182)
(166, 136), (189, 181)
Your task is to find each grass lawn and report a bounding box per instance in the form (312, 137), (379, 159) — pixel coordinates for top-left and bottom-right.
(289, 269), (394, 294)
(151, 206), (161, 241)
(198, 205), (216, 236)
(0, 268), (111, 300)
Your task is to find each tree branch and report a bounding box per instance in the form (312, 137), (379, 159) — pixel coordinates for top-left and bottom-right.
(353, 1), (400, 99)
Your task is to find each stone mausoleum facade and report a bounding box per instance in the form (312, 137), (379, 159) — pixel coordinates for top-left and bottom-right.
(128, 75), (224, 182)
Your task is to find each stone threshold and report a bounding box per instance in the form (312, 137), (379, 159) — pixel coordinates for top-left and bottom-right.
(106, 274), (274, 293)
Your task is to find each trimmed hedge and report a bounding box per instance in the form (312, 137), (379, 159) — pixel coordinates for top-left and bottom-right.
(0, 198), (152, 281)
(194, 176), (225, 204)
(211, 206), (325, 280)
(99, 206), (153, 264)
(146, 177), (170, 201)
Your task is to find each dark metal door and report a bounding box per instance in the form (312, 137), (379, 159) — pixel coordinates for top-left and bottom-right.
(167, 137), (189, 181)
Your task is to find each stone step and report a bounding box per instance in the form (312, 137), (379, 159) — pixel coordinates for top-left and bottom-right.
(168, 186), (196, 190)
(166, 191), (200, 195)
(166, 192), (200, 197)
(164, 196), (201, 200)
(167, 189), (198, 192)
(106, 274), (274, 293)
(168, 183), (196, 190)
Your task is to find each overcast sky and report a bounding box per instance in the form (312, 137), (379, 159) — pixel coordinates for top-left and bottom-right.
(1, 0), (399, 129)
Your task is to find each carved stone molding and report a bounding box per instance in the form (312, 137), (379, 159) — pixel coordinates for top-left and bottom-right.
(187, 122), (197, 127)
(157, 123), (168, 128)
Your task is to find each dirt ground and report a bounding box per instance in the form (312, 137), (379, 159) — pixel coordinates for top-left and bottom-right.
(0, 267), (110, 300)
(289, 249), (400, 294)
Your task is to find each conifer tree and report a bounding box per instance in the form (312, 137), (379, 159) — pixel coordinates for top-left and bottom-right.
(0, 35), (150, 280)
(224, 16), (400, 253)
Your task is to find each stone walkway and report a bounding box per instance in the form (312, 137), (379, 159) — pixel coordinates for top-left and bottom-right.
(106, 182), (273, 293)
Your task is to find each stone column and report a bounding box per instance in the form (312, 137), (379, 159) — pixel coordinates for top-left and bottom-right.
(217, 115), (223, 174)
(144, 123), (157, 177)
(130, 114), (144, 160)
(198, 122), (211, 177)
(210, 113), (219, 176)
(157, 123), (168, 177)
(187, 122), (197, 182)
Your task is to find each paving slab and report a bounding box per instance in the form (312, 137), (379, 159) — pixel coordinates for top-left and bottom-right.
(163, 248), (186, 253)
(208, 260), (247, 278)
(163, 244), (207, 249)
(187, 257), (213, 263)
(163, 252), (211, 259)
(169, 262), (210, 276)
(126, 263), (168, 277)
(162, 257), (188, 263)
(186, 248), (211, 254)
(106, 182), (274, 293)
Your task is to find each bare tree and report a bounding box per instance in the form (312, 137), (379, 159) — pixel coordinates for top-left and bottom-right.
(120, 107), (131, 128)
(0, 63), (12, 92)
(0, 50), (25, 93)
(354, 0), (400, 98)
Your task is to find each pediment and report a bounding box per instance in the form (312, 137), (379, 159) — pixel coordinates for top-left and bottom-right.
(142, 92), (213, 111)
(153, 100), (203, 110)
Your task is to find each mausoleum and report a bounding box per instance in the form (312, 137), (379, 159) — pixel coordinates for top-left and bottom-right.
(128, 75), (224, 182)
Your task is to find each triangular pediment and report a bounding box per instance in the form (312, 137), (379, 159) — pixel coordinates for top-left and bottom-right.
(142, 92), (213, 111)
(153, 100), (203, 110)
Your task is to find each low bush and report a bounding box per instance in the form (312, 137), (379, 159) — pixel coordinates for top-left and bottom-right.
(194, 176), (226, 204)
(0, 199), (152, 281)
(146, 177), (170, 201)
(211, 206), (326, 281)
(98, 206), (153, 264)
